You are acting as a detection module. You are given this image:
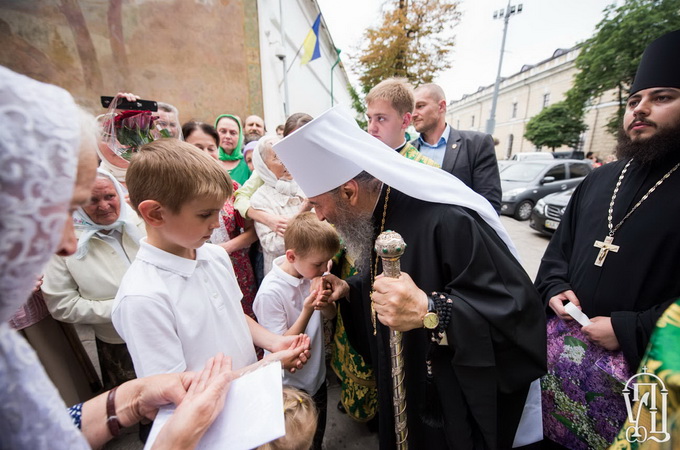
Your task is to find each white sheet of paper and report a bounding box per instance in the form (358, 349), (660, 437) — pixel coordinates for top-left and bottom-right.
(564, 301), (592, 327)
(144, 361), (285, 450)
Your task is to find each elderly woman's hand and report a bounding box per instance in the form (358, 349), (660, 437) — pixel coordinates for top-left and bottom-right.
(81, 354), (235, 449)
(150, 354), (236, 449)
(114, 92), (140, 105)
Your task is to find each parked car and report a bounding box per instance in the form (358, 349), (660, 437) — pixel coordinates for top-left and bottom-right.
(530, 187), (576, 235)
(509, 152), (554, 161)
(498, 160), (515, 172)
(552, 150), (585, 160)
(500, 159), (591, 220)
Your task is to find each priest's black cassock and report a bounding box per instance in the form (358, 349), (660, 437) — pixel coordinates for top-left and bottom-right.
(535, 152), (680, 367)
(340, 186), (546, 449)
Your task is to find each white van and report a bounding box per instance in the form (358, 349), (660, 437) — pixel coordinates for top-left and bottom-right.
(509, 152), (554, 161)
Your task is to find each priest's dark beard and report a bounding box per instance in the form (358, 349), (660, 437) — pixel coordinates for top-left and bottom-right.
(331, 196), (374, 274)
(616, 119), (680, 166)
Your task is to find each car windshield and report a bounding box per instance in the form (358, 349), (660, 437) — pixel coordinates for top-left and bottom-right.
(500, 163), (546, 182)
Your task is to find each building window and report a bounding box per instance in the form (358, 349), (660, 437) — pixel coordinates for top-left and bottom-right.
(542, 93), (550, 109)
(471, 115), (475, 127)
(512, 102), (518, 118)
(456, 119), (460, 129)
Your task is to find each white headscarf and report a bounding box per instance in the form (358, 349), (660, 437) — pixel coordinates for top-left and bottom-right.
(72, 168), (143, 260)
(98, 156), (128, 186)
(253, 136), (304, 200)
(274, 105), (519, 259)
(0, 66), (89, 447)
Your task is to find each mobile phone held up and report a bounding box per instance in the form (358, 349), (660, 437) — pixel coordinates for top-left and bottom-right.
(101, 96), (158, 112)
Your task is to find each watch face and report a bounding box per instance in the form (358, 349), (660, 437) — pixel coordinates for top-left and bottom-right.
(423, 312), (439, 329)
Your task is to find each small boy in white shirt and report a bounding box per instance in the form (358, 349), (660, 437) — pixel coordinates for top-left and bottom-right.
(253, 212), (340, 450)
(112, 139), (310, 378)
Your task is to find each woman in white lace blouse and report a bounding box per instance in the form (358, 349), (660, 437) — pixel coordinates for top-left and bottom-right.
(0, 66), (234, 449)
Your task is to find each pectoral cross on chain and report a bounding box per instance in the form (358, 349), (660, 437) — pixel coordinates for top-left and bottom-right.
(593, 235), (620, 267)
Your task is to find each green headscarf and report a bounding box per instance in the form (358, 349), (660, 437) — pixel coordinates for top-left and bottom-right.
(214, 114), (244, 161)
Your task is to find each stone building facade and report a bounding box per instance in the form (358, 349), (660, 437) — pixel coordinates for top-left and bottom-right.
(446, 47), (619, 161)
(0, 0), (352, 130)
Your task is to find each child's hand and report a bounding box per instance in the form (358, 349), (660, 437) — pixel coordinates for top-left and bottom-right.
(310, 273), (333, 299)
(269, 334), (311, 373)
(319, 274), (349, 302)
(314, 295), (337, 319)
(309, 282), (332, 310)
(302, 289), (319, 312)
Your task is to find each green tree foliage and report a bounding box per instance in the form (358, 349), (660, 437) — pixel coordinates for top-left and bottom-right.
(354, 0), (460, 93)
(348, 83), (367, 129)
(524, 102), (588, 151)
(566, 0), (680, 134)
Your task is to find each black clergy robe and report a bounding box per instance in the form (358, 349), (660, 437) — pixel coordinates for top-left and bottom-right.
(340, 187), (546, 449)
(535, 154), (680, 367)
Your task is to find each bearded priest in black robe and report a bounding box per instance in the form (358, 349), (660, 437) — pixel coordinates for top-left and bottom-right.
(536, 29), (680, 369)
(274, 106), (546, 449)
(535, 29), (680, 447)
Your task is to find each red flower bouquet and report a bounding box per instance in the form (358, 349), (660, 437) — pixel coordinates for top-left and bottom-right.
(105, 110), (156, 161)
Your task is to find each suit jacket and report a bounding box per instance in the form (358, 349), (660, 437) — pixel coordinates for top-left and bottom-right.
(412, 127), (502, 212)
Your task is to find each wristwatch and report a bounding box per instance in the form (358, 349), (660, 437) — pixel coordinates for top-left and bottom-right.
(422, 296), (440, 330)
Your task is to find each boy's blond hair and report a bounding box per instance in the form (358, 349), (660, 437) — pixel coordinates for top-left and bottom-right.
(284, 212), (340, 258)
(365, 77), (415, 116)
(258, 388), (317, 450)
(126, 139), (232, 214)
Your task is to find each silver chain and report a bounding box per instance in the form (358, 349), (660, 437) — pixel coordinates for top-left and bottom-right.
(607, 158), (680, 237)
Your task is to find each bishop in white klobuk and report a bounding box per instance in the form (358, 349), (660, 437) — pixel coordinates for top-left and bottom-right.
(274, 105), (546, 449)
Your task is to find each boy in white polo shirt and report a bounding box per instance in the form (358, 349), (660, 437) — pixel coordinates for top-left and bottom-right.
(253, 212), (340, 450)
(112, 139), (310, 378)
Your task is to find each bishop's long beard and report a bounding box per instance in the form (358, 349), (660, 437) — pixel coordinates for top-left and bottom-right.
(331, 199), (375, 274)
(616, 120), (680, 166)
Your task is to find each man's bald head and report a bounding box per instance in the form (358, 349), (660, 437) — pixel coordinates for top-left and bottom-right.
(416, 84), (446, 103)
(413, 84), (447, 137)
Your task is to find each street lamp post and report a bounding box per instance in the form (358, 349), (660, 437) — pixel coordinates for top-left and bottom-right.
(277, 54), (290, 117)
(485, 1), (523, 136)
(278, 0), (289, 117)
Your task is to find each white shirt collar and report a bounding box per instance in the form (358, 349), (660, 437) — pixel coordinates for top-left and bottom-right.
(271, 255), (304, 287)
(135, 238), (211, 278)
(419, 123), (450, 148)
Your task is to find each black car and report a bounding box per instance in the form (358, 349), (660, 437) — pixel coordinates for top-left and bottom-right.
(530, 187), (576, 235)
(500, 159), (591, 220)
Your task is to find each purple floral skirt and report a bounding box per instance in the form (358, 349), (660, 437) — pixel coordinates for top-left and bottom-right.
(541, 316), (633, 449)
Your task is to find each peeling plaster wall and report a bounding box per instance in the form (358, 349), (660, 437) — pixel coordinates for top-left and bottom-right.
(0, 0), (263, 124)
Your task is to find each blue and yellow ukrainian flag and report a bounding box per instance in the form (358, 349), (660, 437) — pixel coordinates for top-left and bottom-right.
(300, 13), (322, 65)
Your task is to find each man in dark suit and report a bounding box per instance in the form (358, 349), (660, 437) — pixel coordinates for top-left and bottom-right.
(412, 84), (502, 212)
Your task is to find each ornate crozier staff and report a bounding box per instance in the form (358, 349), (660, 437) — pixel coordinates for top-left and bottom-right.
(374, 230), (408, 449)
